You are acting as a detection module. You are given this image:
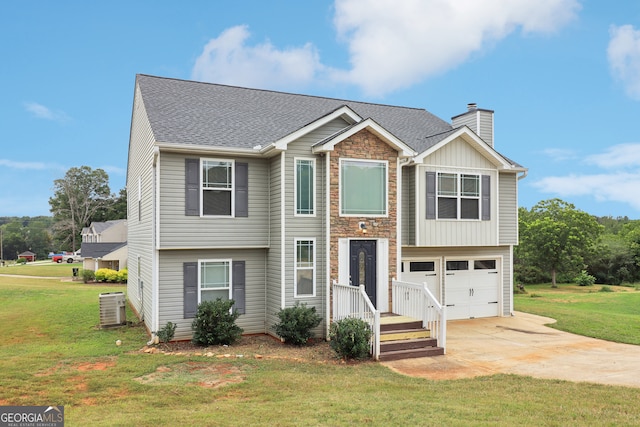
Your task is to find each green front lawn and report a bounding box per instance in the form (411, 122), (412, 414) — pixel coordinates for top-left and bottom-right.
(1, 277), (639, 426)
(0, 261), (81, 277)
(515, 283), (640, 345)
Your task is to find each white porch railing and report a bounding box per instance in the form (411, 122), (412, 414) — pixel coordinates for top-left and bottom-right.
(392, 279), (447, 352)
(332, 280), (381, 360)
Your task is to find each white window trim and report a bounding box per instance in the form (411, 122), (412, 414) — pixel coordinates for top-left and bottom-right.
(339, 158), (389, 217)
(436, 172), (481, 221)
(200, 158), (235, 217)
(197, 259), (232, 304)
(294, 238), (316, 298)
(294, 157), (316, 217)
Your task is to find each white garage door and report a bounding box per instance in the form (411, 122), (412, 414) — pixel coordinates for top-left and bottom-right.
(401, 259), (440, 302)
(445, 259), (500, 320)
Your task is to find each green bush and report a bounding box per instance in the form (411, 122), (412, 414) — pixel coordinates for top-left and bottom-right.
(81, 269), (95, 283)
(157, 321), (176, 343)
(16, 258), (27, 264)
(329, 317), (372, 360)
(599, 286), (614, 293)
(574, 270), (596, 287)
(117, 268), (128, 283)
(273, 302), (322, 346)
(191, 299), (243, 346)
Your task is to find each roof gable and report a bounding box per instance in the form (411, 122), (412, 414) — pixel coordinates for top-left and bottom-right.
(414, 126), (523, 170)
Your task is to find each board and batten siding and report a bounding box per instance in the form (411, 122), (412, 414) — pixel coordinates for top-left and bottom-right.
(158, 249), (267, 340)
(498, 172), (518, 245)
(401, 165), (416, 246)
(126, 84), (157, 332)
(158, 152), (270, 248)
(402, 245), (512, 316)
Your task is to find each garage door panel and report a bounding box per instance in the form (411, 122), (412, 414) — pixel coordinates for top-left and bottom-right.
(445, 259), (500, 320)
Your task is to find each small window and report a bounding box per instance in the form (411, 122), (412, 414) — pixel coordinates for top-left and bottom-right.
(474, 260), (496, 270)
(200, 260), (231, 302)
(202, 159), (233, 216)
(410, 261), (435, 272)
(295, 159), (315, 215)
(446, 260), (469, 271)
(341, 159), (387, 216)
(295, 239), (315, 297)
(436, 172), (481, 220)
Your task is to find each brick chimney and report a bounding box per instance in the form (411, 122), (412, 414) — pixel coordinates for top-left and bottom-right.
(451, 103), (495, 147)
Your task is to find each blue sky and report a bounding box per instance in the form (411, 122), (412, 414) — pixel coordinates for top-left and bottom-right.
(2, 1), (640, 218)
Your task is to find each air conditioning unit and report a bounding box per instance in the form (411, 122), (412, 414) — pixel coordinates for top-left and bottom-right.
(100, 292), (126, 327)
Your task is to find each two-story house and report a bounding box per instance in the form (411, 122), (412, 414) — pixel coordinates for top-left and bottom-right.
(81, 219), (128, 271)
(126, 75), (526, 353)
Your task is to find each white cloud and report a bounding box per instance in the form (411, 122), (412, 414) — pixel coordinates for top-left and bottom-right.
(191, 1), (580, 96)
(608, 25), (640, 100)
(585, 143), (640, 169)
(0, 158), (48, 170)
(533, 172), (640, 210)
(24, 102), (70, 122)
(541, 147), (578, 161)
(332, 0), (580, 95)
(191, 25), (326, 91)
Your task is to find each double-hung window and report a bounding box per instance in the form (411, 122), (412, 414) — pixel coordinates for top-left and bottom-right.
(199, 260), (231, 303)
(340, 159), (387, 216)
(295, 158), (315, 216)
(436, 172), (482, 220)
(295, 239), (315, 297)
(202, 159), (233, 216)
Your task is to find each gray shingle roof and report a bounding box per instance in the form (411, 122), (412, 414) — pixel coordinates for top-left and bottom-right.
(136, 74), (453, 151)
(81, 242), (126, 259)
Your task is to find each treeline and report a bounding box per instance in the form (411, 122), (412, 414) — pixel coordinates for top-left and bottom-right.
(515, 199), (640, 286)
(0, 166), (126, 261)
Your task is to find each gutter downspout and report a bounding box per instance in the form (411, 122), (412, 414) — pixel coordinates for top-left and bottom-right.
(149, 147), (160, 345)
(325, 152), (331, 340)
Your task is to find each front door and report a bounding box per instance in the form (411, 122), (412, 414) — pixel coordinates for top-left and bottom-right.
(350, 240), (377, 307)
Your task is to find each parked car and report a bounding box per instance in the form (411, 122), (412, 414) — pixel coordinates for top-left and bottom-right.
(63, 251), (82, 264)
(51, 254), (65, 263)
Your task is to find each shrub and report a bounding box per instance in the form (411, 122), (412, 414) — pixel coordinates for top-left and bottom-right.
(599, 286), (614, 293)
(192, 299), (243, 346)
(95, 268), (110, 282)
(273, 302), (322, 346)
(157, 321), (176, 343)
(16, 258), (27, 264)
(117, 268), (128, 283)
(574, 270), (596, 287)
(329, 317), (372, 360)
(81, 269), (95, 283)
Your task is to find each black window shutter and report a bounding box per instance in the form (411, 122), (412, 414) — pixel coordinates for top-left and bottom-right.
(482, 175), (491, 221)
(185, 159), (200, 216)
(183, 262), (198, 318)
(426, 171), (436, 219)
(232, 261), (246, 314)
(235, 162), (248, 217)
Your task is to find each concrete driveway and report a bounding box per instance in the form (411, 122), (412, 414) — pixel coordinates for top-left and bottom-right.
(382, 311), (640, 388)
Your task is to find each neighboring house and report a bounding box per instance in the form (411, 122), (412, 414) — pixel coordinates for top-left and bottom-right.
(81, 220), (128, 271)
(126, 74), (526, 347)
(18, 251), (36, 262)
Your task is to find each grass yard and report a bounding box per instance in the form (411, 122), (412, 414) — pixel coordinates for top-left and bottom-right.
(1, 277), (640, 426)
(515, 283), (640, 345)
(0, 261), (82, 277)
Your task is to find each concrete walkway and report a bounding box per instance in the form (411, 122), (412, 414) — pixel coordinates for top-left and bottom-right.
(382, 311), (640, 388)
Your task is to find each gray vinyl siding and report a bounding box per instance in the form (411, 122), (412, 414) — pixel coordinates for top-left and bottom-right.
(402, 165), (416, 246)
(158, 152), (270, 248)
(401, 245), (512, 316)
(126, 84), (156, 332)
(158, 249), (267, 340)
(278, 120), (346, 337)
(416, 137), (498, 246)
(477, 110), (494, 147)
(498, 172), (518, 245)
(266, 154), (282, 337)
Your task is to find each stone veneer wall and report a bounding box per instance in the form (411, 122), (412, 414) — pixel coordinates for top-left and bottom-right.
(330, 129), (398, 313)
